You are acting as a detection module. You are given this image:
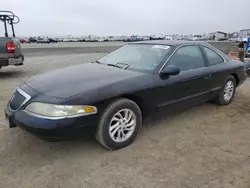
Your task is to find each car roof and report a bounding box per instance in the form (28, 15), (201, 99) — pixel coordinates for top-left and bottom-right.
(133, 40), (211, 46)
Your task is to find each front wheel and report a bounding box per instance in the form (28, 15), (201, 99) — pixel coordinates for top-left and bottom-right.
(95, 98), (142, 150)
(213, 75), (236, 105)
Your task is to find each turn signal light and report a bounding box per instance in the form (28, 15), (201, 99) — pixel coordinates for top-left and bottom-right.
(83, 106), (96, 113)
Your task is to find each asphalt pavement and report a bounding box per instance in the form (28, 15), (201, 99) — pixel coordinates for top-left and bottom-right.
(22, 41), (239, 57)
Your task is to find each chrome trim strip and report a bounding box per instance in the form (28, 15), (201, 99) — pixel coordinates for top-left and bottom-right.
(23, 108), (97, 120)
(211, 87), (222, 92)
(9, 87), (31, 112)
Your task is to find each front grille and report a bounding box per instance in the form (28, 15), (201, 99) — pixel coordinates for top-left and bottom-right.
(9, 90), (26, 110)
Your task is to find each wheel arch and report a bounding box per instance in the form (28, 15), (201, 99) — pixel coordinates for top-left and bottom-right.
(230, 73), (239, 86)
(121, 94), (145, 116)
(96, 94), (148, 118)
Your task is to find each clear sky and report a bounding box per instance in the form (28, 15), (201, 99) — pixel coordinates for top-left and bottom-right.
(1, 0), (250, 37)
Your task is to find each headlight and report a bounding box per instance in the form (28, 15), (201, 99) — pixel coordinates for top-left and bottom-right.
(25, 102), (97, 119)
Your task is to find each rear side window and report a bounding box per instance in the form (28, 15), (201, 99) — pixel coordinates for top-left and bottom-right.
(203, 47), (224, 66)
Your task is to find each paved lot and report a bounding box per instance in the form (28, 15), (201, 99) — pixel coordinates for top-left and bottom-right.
(22, 41), (239, 57)
(22, 42), (125, 57)
(21, 42), (126, 49)
(0, 46), (250, 188)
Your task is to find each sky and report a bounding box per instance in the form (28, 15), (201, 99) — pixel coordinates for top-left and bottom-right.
(1, 0), (250, 37)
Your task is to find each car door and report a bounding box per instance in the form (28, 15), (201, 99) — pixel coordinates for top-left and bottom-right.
(200, 45), (228, 93)
(154, 45), (212, 108)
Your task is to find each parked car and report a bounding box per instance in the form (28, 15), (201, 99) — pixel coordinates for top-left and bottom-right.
(48, 38), (58, 43)
(228, 38), (238, 42)
(242, 37), (249, 43)
(218, 38), (227, 41)
(28, 37), (37, 43)
(0, 11), (24, 69)
(98, 38), (105, 42)
(63, 38), (74, 42)
(5, 40), (247, 150)
(20, 39), (30, 44)
(36, 38), (50, 44)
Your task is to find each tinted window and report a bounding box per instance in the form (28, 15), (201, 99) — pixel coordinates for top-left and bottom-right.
(203, 47), (224, 65)
(166, 45), (205, 71)
(98, 44), (172, 71)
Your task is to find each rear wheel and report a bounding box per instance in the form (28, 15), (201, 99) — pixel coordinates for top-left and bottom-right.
(213, 75), (236, 105)
(95, 98), (142, 150)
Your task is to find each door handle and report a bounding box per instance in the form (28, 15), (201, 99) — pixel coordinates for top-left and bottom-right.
(204, 74), (212, 79)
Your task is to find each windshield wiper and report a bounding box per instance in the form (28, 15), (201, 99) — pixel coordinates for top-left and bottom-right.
(107, 62), (130, 69)
(94, 60), (101, 64)
(107, 63), (121, 68)
(123, 64), (130, 69)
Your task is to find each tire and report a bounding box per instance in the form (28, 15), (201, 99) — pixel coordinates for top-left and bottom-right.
(213, 75), (236, 105)
(95, 98), (142, 150)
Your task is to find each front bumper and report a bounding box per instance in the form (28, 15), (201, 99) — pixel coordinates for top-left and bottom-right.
(5, 104), (98, 139)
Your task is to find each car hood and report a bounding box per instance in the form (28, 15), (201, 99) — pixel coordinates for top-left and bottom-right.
(25, 63), (144, 99)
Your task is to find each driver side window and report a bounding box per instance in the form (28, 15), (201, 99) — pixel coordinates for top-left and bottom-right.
(166, 45), (205, 71)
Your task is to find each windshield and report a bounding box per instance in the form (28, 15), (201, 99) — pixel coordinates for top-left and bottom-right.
(98, 44), (172, 71)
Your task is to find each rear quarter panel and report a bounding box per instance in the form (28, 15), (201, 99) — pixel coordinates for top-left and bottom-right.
(12, 38), (22, 57)
(0, 37), (9, 56)
(0, 37), (22, 59)
(209, 60), (246, 90)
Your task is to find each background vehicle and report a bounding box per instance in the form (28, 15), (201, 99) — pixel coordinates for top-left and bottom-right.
(20, 39), (30, 44)
(0, 11), (24, 69)
(192, 35), (202, 41)
(242, 37), (248, 43)
(28, 37), (37, 43)
(228, 38), (238, 42)
(48, 38), (58, 43)
(63, 38), (71, 42)
(36, 37), (50, 44)
(5, 41), (247, 150)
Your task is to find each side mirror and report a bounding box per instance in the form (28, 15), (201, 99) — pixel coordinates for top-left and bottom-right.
(160, 65), (180, 76)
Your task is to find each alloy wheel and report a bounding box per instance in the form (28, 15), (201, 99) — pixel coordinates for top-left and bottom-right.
(109, 109), (136, 143)
(223, 80), (234, 101)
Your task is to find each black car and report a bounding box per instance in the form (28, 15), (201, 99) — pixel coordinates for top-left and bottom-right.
(5, 40), (247, 150)
(48, 38), (58, 43)
(28, 37), (37, 43)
